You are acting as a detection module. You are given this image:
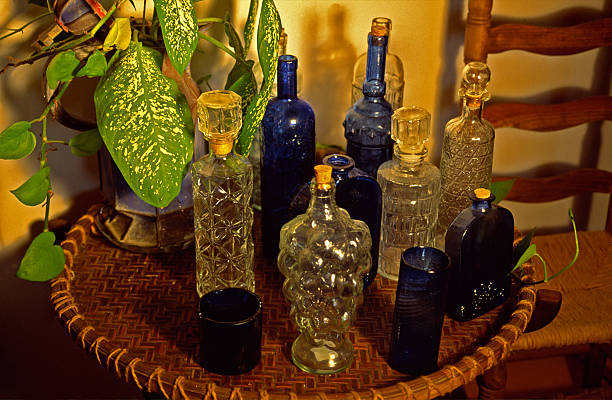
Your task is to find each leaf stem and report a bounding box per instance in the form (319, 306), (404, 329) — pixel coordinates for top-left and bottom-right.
(44, 139), (69, 145)
(198, 33), (239, 60)
(31, 82), (71, 123)
(197, 17), (224, 24)
(0, 12), (53, 41)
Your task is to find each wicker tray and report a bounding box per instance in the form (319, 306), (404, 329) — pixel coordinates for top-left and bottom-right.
(50, 206), (536, 400)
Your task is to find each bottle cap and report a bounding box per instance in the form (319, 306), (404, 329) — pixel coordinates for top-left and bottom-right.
(370, 24), (389, 37)
(474, 188), (491, 199)
(197, 90), (242, 156)
(279, 28), (287, 55)
(458, 61), (491, 102)
(314, 165), (333, 188)
(391, 106), (431, 156)
(371, 17), (391, 32)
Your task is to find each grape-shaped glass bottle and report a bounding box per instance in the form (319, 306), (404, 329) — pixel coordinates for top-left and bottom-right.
(278, 165), (371, 374)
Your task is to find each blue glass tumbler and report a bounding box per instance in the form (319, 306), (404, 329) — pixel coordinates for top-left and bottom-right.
(387, 247), (451, 375)
(198, 288), (262, 375)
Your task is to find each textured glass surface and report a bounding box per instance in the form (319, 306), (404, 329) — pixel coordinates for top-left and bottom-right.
(445, 191), (514, 321)
(377, 107), (440, 281)
(437, 62), (494, 246)
(278, 178), (371, 374)
(192, 153), (254, 297)
(344, 33), (393, 177)
(261, 55), (315, 258)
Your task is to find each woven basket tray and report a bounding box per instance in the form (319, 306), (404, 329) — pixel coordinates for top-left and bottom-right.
(50, 205), (536, 400)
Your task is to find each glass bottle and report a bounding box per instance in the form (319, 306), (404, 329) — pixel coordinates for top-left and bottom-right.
(344, 24), (393, 177)
(351, 17), (404, 110)
(191, 90), (254, 297)
(261, 55), (315, 258)
(436, 62), (494, 246)
(445, 188), (514, 321)
(278, 165), (371, 374)
(377, 106), (441, 281)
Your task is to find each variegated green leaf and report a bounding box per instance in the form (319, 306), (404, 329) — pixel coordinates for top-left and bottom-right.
(153, 0), (198, 75)
(235, 0), (280, 156)
(243, 0), (259, 52)
(94, 42), (193, 208)
(224, 13), (245, 60)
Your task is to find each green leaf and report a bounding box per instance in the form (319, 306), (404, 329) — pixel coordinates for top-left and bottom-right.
(153, 0), (198, 75)
(46, 50), (80, 90)
(491, 178), (516, 204)
(94, 42), (194, 208)
(76, 50), (108, 78)
(10, 166), (50, 206)
(16, 231), (65, 282)
(235, 0), (281, 156)
(510, 243), (537, 274)
(69, 128), (103, 156)
(512, 227), (536, 267)
(0, 121), (36, 160)
(225, 60), (257, 115)
(224, 13), (245, 60)
(103, 18), (132, 52)
(243, 0), (259, 52)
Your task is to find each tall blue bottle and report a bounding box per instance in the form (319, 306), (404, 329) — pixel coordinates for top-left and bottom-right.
(343, 24), (393, 177)
(261, 55), (316, 258)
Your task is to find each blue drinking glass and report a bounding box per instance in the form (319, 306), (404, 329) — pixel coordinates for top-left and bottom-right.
(388, 246), (451, 375)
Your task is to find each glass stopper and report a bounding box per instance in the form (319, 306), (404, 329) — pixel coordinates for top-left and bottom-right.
(391, 106), (431, 156)
(197, 90), (242, 155)
(459, 61), (491, 101)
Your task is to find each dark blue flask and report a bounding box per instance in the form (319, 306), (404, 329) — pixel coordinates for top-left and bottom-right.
(445, 188), (514, 321)
(261, 55), (315, 258)
(343, 24), (393, 177)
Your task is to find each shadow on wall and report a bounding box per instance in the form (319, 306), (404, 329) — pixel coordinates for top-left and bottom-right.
(300, 3), (356, 147)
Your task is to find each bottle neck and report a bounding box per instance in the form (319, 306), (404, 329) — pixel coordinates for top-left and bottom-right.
(363, 34), (387, 98)
(471, 198), (492, 212)
(461, 97), (484, 121)
(277, 69), (297, 99)
(307, 183), (338, 221)
(393, 145), (427, 167)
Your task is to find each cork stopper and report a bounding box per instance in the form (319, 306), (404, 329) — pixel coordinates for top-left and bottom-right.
(474, 188), (491, 199)
(371, 17), (391, 32)
(314, 165), (333, 189)
(197, 90), (242, 156)
(279, 28), (287, 55)
(371, 23), (389, 37)
(391, 106), (431, 156)
(459, 61), (491, 104)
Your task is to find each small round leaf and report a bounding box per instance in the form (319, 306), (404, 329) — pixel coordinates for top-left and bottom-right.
(16, 231), (65, 282)
(69, 128), (103, 156)
(76, 50), (108, 78)
(0, 121), (36, 160)
(46, 50), (80, 90)
(10, 166), (51, 206)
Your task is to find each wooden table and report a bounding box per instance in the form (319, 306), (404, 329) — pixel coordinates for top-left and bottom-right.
(50, 206), (536, 400)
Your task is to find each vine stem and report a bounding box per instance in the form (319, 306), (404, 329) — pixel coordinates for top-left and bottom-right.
(0, 12), (53, 41)
(198, 32), (238, 60)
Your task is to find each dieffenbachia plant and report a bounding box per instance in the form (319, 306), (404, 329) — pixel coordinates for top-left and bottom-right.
(0, 0), (281, 281)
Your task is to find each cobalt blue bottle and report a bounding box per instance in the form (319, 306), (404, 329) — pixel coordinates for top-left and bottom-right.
(323, 154), (382, 289)
(261, 55), (316, 258)
(343, 24), (393, 177)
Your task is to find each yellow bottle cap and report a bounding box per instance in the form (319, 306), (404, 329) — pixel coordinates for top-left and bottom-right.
(314, 165), (333, 188)
(474, 188), (491, 199)
(391, 106), (431, 156)
(197, 90), (242, 156)
(458, 61), (491, 102)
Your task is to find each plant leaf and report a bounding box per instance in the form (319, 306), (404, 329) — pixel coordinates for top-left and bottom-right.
(69, 128), (103, 156)
(0, 121), (36, 160)
(510, 243), (537, 274)
(16, 231), (65, 282)
(103, 17), (132, 52)
(94, 42), (193, 208)
(225, 60), (257, 115)
(76, 50), (108, 78)
(235, 0), (280, 155)
(46, 50), (80, 90)
(224, 13), (245, 60)
(153, 0), (198, 75)
(243, 0), (259, 52)
(512, 227), (536, 267)
(10, 166), (50, 206)
(491, 178), (516, 204)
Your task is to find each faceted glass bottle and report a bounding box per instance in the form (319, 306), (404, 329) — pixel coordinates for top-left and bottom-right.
(261, 55), (316, 258)
(278, 165), (371, 374)
(351, 17), (404, 110)
(192, 90), (255, 297)
(436, 62), (495, 246)
(344, 24), (393, 177)
(377, 106), (441, 281)
(445, 188), (514, 321)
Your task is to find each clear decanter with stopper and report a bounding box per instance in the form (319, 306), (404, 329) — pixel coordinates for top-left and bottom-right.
(377, 106), (440, 280)
(278, 165), (371, 374)
(436, 62), (494, 246)
(192, 90), (254, 297)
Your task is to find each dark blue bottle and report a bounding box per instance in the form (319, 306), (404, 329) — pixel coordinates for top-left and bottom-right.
(261, 55), (315, 258)
(445, 188), (514, 321)
(343, 25), (393, 177)
(323, 154), (381, 289)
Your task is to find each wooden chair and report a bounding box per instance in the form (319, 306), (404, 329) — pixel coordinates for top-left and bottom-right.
(464, 0), (612, 397)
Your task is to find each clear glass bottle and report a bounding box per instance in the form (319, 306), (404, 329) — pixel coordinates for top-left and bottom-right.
(445, 188), (514, 321)
(344, 24), (393, 177)
(278, 165), (371, 374)
(192, 90), (255, 297)
(377, 106), (441, 281)
(351, 17), (404, 110)
(261, 55), (315, 258)
(436, 62), (494, 246)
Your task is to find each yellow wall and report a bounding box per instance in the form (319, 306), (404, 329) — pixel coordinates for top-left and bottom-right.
(0, 0), (610, 252)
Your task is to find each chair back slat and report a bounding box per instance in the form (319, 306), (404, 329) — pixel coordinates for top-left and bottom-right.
(485, 96), (612, 131)
(487, 19), (612, 56)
